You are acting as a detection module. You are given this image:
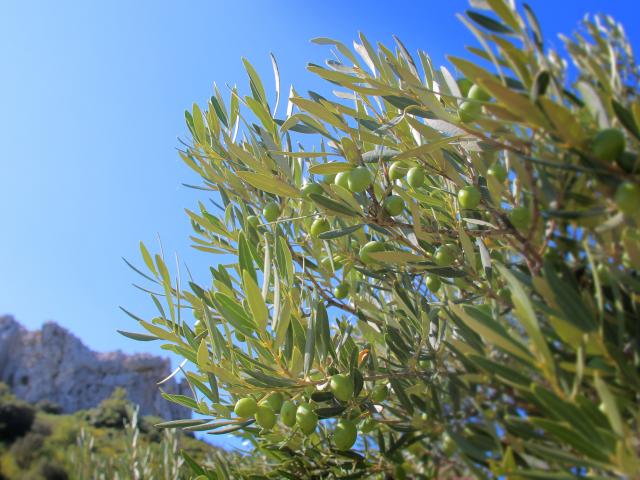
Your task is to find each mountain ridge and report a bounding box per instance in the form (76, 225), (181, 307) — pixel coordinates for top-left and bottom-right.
(0, 315), (189, 420)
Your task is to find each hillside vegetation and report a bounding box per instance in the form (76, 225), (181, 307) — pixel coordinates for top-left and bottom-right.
(0, 383), (226, 480)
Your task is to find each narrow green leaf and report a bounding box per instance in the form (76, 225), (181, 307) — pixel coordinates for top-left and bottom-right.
(496, 264), (555, 378)
(237, 171), (301, 198)
(117, 330), (158, 342)
(308, 162), (353, 175)
(243, 270), (269, 332)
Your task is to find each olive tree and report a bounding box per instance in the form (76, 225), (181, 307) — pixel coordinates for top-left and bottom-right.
(122, 1), (640, 477)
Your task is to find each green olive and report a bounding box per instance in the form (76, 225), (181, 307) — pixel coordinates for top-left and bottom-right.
(280, 400), (297, 427)
(360, 418), (377, 434)
(457, 186), (481, 209)
(614, 182), (640, 216)
(321, 255), (345, 271)
(458, 101), (481, 123)
(334, 282), (350, 299)
(359, 240), (387, 265)
(383, 195), (405, 216)
(407, 167), (425, 189)
(264, 392), (284, 412)
(592, 128), (625, 162)
(434, 244), (457, 266)
(457, 78), (473, 97)
(310, 218), (331, 238)
(301, 183), (323, 198)
(487, 162), (507, 183)
(296, 403), (318, 435)
(333, 419), (357, 450)
(234, 397), (258, 418)
(330, 374), (354, 402)
(254, 404), (276, 430)
(194, 319), (205, 335)
(389, 161), (409, 181)
(425, 275), (441, 292)
(509, 206), (531, 230)
(371, 384), (388, 403)
(263, 201), (281, 223)
(335, 171), (351, 190)
(348, 166), (373, 193)
(468, 84), (491, 102)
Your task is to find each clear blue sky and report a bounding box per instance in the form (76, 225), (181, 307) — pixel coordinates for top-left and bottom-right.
(1, 0), (638, 364)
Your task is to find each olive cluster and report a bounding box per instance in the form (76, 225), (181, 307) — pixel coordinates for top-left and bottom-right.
(232, 374), (389, 451)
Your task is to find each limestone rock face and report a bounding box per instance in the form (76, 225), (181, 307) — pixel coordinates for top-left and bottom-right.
(0, 315), (189, 419)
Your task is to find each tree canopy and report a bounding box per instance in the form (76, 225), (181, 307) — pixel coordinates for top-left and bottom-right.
(122, 0), (640, 477)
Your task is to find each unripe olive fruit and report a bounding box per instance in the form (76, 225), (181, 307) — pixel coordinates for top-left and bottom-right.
(247, 215), (260, 229)
(280, 400), (297, 427)
(434, 244), (457, 266)
(263, 201), (280, 223)
(321, 255), (344, 271)
(426, 275), (441, 292)
(458, 101), (481, 123)
(389, 161), (409, 181)
(592, 128), (625, 162)
(264, 392), (284, 412)
(614, 182), (640, 216)
(617, 151), (638, 173)
(371, 384), (388, 403)
(457, 78), (473, 97)
(509, 206), (531, 230)
(359, 240), (386, 265)
(348, 166), (373, 193)
(194, 320), (205, 337)
(468, 84), (491, 102)
(235, 331), (245, 342)
(407, 167), (425, 189)
(360, 418), (377, 434)
(333, 419), (357, 450)
(487, 162), (507, 183)
(234, 397), (258, 418)
(334, 171), (351, 190)
(301, 183), (323, 198)
(457, 185), (481, 209)
(296, 403), (318, 435)
(334, 282), (350, 299)
(330, 374), (354, 402)
(322, 173), (336, 184)
(254, 404), (276, 430)
(383, 195), (405, 216)
(310, 218), (330, 238)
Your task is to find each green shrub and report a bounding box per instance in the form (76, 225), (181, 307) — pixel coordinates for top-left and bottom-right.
(0, 399), (35, 444)
(10, 433), (46, 469)
(35, 401), (62, 416)
(123, 0), (640, 478)
(87, 388), (130, 429)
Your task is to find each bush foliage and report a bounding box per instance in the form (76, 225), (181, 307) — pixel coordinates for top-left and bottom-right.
(0, 385), (217, 480)
(124, 0), (640, 478)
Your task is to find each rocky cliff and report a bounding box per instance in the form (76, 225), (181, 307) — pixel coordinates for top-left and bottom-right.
(0, 315), (189, 419)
